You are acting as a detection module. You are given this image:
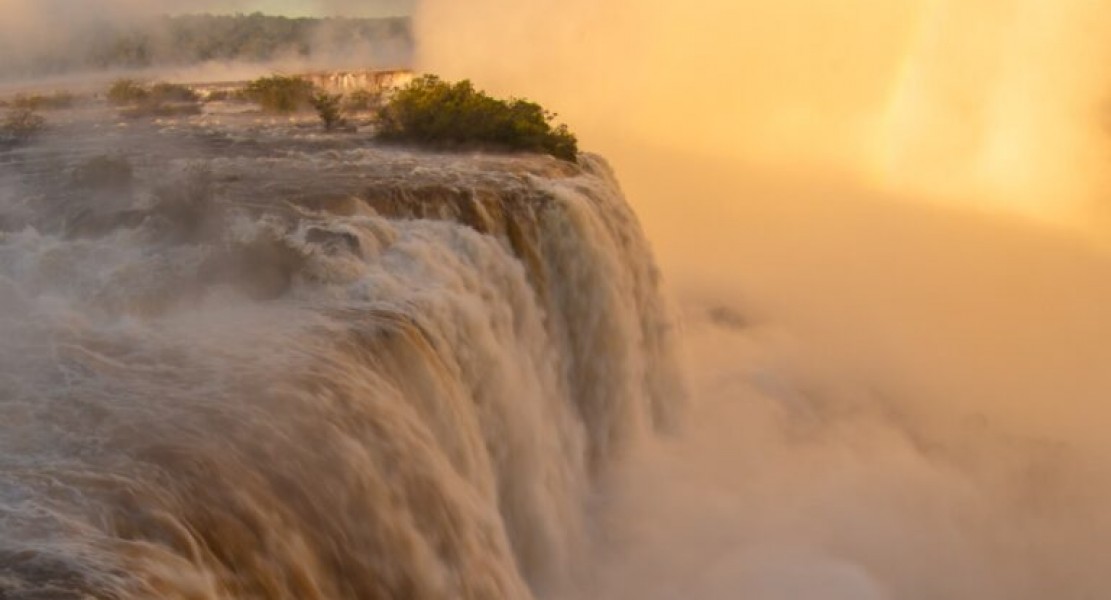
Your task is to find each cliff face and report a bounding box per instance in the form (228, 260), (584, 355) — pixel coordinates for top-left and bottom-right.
(0, 100), (682, 598)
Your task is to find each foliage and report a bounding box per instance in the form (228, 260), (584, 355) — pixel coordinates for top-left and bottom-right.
(107, 80), (202, 118)
(2, 14), (412, 77)
(149, 83), (200, 104)
(377, 75), (578, 161)
(310, 92), (346, 130)
(11, 92), (76, 111)
(243, 75), (315, 113)
(342, 89), (382, 113)
(108, 79), (150, 105)
(1, 107), (46, 145)
(150, 14), (411, 66)
(205, 90), (232, 102)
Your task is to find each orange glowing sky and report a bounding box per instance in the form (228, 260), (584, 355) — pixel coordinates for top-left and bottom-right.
(415, 0), (1111, 234)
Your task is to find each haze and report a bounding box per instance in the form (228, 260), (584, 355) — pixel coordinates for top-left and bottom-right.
(417, 1), (1111, 599)
(0, 0), (413, 81)
(2, 0), (1110, 598)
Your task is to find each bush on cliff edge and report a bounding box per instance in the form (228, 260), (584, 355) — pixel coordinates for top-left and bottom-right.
(377, 75), (578, 162)
(242, 75), (315, 113)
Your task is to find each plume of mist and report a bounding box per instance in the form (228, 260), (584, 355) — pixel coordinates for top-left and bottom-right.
(415, 0), (1111, 231)
(415, 1), (1111, 598)
(313, 0), (413, 16)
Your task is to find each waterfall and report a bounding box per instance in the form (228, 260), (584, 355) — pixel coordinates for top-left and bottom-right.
(0, 131), (684, 599)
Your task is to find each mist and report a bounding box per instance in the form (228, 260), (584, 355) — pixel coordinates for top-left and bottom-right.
(416, 0), (1111, 231)
(415, 1), (1111, 598)
(0, 0), (413, 83)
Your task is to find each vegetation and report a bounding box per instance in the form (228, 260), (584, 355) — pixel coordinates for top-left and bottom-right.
(107, 79), (202, 118)
(377, 75), (579, 161)
(242, 75), (367, 129)
(1, 107), (46, 146)
(205, 90), (233, 102)
(11, 92), (76, 111)
(108, 80), (199, 106)
(242, 75), (315, 113)
(342, 89), (382, 113)
(1, 14), (412, 77)
(149, 83), (200, 104)
(310, 92), (346, 130)
(108, 79), (152, 105)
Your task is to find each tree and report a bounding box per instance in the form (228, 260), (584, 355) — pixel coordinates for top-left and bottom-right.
(342, 89), (381, 113)
(106, 79), (201, 118)
(243, 75), (314, 113)
(310, 91), (346, 131)
(107, 79), (150, 105)
(377, 75), (579, 161)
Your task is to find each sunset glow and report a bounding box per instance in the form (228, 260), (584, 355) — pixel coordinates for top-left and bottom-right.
(417, 0), (1111, 233)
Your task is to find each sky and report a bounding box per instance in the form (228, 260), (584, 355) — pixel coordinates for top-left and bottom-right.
(415, 0), (1111, 234)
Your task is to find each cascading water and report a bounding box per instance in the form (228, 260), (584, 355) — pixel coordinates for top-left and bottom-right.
(0, 113), (683, 598)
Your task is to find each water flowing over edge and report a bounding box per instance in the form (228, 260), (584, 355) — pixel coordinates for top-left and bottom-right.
(0, 121), (685, 599)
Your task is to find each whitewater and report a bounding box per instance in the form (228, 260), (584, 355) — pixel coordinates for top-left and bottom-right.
(412, 0), (1111, 597)
(0, 109), (682, 598)
(7, 0), (1111, 592)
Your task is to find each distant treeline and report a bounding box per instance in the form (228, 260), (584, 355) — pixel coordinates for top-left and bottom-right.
(2, 13), (413, 79)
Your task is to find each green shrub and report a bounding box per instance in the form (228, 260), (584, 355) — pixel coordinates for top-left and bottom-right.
(377, 75), (578, 161)
(107, 80), (201, 119)
(342, 89), (381, 113)
(108, 80), (198, 106)
(10, 95), (39, 110)
(1, 107), (46, 144)
(107, 79), (150, 105)
(242, 75), (314, 113)
(310, 91), (346, 130)
(12, 92), (76, 111)
(149, 83), (199, 104)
